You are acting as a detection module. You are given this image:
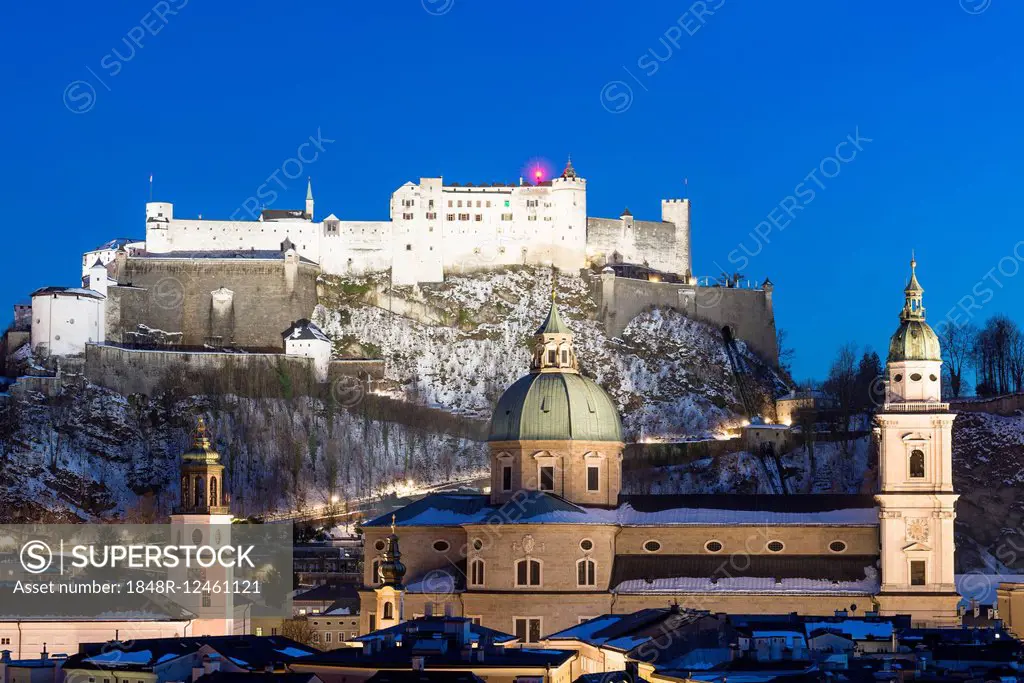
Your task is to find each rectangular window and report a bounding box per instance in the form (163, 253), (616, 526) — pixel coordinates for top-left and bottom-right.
(587, 466), (599, 492)
(475, 214), (482, 221)
(254, 627), (263, 636)
(369, 614), (376, 631)
(324, 631), (332, 643)
(540, 466), (554, 491)
(910, 560), (926, 586)
(515, 618), (542, 643)
(501, 213), (512, 221)
(447, 200), (452, 207)
(446, 213), (455, 221)
(459, 213), (470, 221)
(426, 212), (437, 220)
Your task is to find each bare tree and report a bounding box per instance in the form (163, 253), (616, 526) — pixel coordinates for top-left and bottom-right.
(281, 617), (316, 645)
(939, 321), (976, 398)
(776, 328), (795, 378)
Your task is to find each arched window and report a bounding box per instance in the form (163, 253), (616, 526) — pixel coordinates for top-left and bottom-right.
(382, 601), (393, 620)
(577, 558), (596, 586)
(193, 476), (204, 508)
(470, 559), (485, 587)
(910, 449), (925, 478)
(515, 559), (542, 587)
(209, 476), (218, 507)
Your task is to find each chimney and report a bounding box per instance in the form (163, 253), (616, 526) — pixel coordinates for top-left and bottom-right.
(40, 644), (48, 662)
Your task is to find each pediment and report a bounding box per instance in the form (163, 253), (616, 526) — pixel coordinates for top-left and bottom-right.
(902, 541), (932, 553)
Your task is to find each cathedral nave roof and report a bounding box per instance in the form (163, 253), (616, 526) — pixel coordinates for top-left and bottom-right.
(361, 492), (879, 529)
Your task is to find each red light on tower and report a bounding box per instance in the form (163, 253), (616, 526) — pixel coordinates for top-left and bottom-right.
(534, 169), (543, 181)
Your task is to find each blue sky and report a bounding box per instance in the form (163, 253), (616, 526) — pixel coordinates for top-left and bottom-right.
(2, 0), (1021, 381)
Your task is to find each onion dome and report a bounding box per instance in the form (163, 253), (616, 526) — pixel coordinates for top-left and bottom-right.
(379, 515), (407, 588)
(489, 295), (623, 443)
(888, 255), (941, 362)
(182, 417), (221, 463)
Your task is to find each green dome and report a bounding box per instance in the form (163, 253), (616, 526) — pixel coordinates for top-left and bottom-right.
(888, 319), (941, 362)
(489, 372), (623, 442)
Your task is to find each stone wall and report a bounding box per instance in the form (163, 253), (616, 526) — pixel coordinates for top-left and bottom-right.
(85, 344), (321, 398)
(951, 393), (1024, 417)
(106, 254), (319, 350)
(590, 272), (779, 365)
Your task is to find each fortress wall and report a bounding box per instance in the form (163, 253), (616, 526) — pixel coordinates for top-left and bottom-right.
(148, 219), (322, 259)
(951, 393), (1024, 417)
(84, 344), (319, 397)
(108, 257), (319, 350)
(586, 217), (684, 275)
(591, 274), (779, 365)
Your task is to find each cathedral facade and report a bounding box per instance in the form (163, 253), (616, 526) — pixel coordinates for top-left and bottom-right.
(358, 258), (960, 639)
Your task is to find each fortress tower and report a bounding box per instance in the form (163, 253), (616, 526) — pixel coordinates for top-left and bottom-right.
(661, 198), (691, 279)
(874, 257), (959, 625)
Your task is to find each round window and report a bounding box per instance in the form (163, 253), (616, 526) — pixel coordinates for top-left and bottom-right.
(472, 539), (483, 551)
(705, 540), (723, 553)
(580, 539), (594, 552)
(374, 540), (386, 552)
(829, 540), (848, 553)
(766, 540), (785, 553)
(643, 540), (662, 553)
(893, 374), (903, 382)
(432, 540), (450, 552)
(930, 374), (938, 382)
(910, 373), (923, 381)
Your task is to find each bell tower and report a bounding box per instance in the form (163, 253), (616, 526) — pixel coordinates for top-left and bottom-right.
(374, 515), (406, 631)
(169, 418), (235, 635)
(874, 256), (959, 626)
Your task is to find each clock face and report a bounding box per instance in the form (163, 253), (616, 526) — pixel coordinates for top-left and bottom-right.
(907, 518), (929, 542)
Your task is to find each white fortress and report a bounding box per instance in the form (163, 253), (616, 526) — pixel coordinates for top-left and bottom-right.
(140, 159), (692, 285)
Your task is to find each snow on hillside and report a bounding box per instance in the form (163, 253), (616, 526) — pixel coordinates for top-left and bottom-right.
(952, 411), (1024, 573)
(315, 267), (786, 441)
(0, 378), (484, 522)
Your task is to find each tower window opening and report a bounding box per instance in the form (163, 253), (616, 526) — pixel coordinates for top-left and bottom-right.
(587, 466), (599, 492)
(547, 349), (556, 364)
(502, 465), (512, 491)
(910, 449), (925, 478)
(383, 601), (394, 620)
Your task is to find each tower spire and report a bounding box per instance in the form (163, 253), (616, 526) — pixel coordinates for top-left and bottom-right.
(901, 252), (925, 322)
(305, 177), (314, 220)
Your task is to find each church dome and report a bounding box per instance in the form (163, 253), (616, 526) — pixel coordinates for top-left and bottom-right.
(888, 319), (941, 362)
(887, 255), (941, 363)
(489, 296), (623, 443)
(489, 372), (623, 442)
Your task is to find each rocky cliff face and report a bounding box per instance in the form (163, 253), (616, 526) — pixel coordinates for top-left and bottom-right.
(2, 267), (785, 523)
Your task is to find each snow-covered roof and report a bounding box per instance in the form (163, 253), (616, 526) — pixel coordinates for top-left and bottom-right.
(282, 318), (330, 343)
(362, 492), (880, 528)
(614, 574), (879, 596)
(30, 286), (104, 300)
(90, 237), (141, 251)
(804, 619), (893, 640)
